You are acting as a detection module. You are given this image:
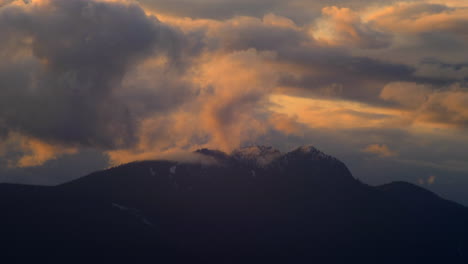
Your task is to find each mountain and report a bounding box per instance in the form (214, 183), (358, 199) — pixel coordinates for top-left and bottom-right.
(0, 145), (467, 263)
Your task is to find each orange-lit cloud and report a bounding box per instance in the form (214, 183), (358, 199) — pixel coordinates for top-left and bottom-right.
(16, 138), (77, 167)
(418, 175), (437, 185)
(428, 175), (436, 184)
(0, 134), (76, 168)
(107, 48), (279, 165)
(381, 82), (468, 129)
(268, 113), (303, 136)
(380, 82), (431, 108)
(268, 94), (406, 130)
(1, 0), (468, 171)
(364, 2), (468, 35)
(312, 6), (391, 49)
(363, 144), (398, 158)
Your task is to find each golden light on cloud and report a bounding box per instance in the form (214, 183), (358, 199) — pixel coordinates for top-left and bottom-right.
(363, 1), (468, 34)
(313, 7), (362, 45)
(363, 144), (398, 158)
(269, 92), (468, 135)
(0, 134), (77, 168)
(268, 94), (404, 130)
(16, 138), (77, 168)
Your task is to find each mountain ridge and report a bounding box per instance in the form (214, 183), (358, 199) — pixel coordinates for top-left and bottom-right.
(0, 145), (467, 262)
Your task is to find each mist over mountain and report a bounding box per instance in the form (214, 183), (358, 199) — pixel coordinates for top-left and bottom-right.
(1, 145), (467, 262)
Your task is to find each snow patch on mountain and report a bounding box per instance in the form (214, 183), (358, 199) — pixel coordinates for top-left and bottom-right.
(112, 203), (130, 211)
(112, 203), (154, 228)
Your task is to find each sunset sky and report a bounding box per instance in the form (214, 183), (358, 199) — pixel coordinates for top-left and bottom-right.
(1, 0), (468, 204)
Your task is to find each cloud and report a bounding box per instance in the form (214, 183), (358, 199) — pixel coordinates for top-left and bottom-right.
(157, 4), (456, 106)
(0, 0), (192, 150)
(428, 175), (436, 184)
(106, 48), (281, 165)
(268, 113), (303, 136)
(312, 6), (392, 49)
(418, 175), (437, 185)
(139, 0), (283, 20)
(139, 0), (425, 24)
(218, 15), (305, 51)
(0, 133), (76, 168)
(0, 148), (109, 185)
(366, 2), (468, 35)
(268, 94), (403, 130)
(363, 144), (398, 158)
(380, 82), (432, 108)
(381, 82), (468, 128)
(414, 60), (468, 81)
(2, 0), (303, 166)
(0, 0), (463, 165)
(14, 138), (77, 168)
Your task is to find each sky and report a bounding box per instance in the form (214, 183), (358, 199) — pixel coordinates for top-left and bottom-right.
(0, 0), (468, 204)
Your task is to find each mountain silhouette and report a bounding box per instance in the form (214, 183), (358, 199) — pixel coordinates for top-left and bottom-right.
(0, 146), (467, 263)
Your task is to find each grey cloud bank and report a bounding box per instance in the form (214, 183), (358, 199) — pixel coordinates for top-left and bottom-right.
(0, 0), (194, 149)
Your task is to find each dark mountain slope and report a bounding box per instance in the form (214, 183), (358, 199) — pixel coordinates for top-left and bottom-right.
(0, 146), (467, 262)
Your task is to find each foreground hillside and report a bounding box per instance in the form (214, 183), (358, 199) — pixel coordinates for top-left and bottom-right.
(0, 146), (467, 262)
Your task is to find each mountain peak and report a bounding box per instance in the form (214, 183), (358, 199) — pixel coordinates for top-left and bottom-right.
(232, 145), (281, 157)
(290, 145), (336, 161)
(231, 146), (282, 167)
(296, 145), (320, 153)
(194, 145), (337, 167)
(194, 148), (230, 161)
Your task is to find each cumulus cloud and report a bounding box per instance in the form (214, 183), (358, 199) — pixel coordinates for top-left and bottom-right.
(0, 0), (191, 150)
(1, 0), (306, 167)
(157, 2), (461, 105)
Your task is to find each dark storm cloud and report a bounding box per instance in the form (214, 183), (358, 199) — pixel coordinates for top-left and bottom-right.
(0, 0), (194, 149)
